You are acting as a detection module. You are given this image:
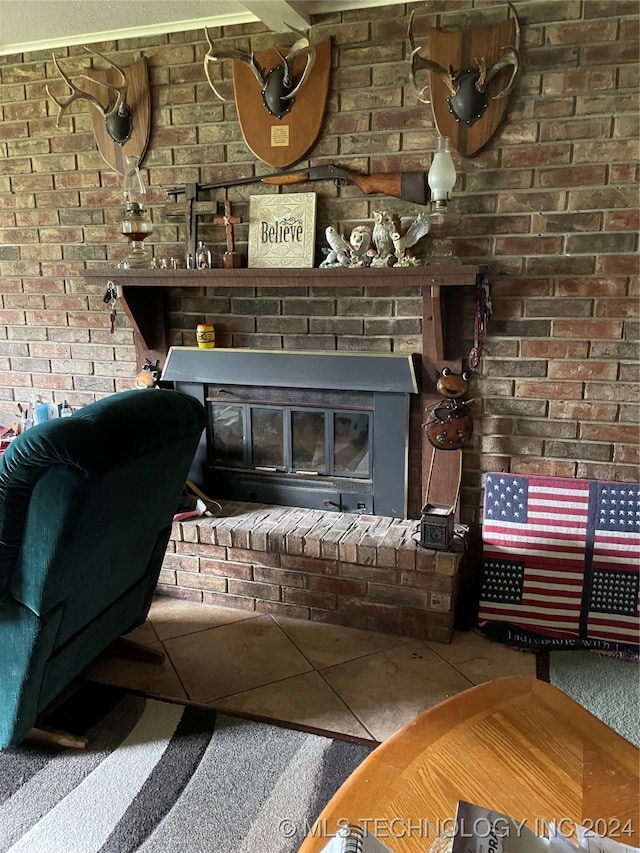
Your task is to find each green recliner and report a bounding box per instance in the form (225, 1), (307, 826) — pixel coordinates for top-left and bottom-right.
(0, 388), (206, 749)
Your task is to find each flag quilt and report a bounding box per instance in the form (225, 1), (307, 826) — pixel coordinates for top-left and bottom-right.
(478, 473), (640, 652)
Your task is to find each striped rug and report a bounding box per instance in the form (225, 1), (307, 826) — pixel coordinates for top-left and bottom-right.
(0, 684), (374, 853)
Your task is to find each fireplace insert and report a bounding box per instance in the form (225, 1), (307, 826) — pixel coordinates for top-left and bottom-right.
(162, 348), (419, 517)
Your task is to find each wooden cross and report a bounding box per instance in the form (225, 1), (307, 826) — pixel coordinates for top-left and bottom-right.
(164, 186), (243, 267)
(213, 200), (242, 269)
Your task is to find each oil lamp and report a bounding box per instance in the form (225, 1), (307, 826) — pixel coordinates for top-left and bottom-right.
(119, 155), (153, 268)
(427, 136), (457, 211)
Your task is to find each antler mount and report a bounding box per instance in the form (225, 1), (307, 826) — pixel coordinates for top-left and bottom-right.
(46, 47), (151, 175)
(408, 3), (521, 158)
(204, 26), (316, 120)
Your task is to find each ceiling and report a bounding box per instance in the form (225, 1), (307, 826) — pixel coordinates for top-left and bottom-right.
(0, 0), (403, 56)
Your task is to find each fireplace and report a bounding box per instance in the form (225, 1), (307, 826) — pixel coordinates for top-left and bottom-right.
(161, 348), (419, 518)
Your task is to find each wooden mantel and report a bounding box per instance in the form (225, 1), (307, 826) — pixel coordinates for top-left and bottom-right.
(81, 263), (486, 371)
(82, 262), (488, 509)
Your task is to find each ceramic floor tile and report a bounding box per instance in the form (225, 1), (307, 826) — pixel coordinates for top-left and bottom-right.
(84, 641), (188, 701)
(426, 629), (537, 684)
(213, 671), (374, 740)
(148, 595), (258, 641)
(123, 619), (158, 646)
(274, 615), (412, 669)
(320, 641), (474, 742)
(162, 615), (313, 703)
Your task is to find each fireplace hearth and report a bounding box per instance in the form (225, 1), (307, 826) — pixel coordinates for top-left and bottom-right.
(162, 348), (419, 518)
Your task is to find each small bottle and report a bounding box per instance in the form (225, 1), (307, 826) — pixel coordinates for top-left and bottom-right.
(25, 394), (37, 430)
(60, 399), (73, 418)
(34, 402), (50, 425)
(195, 241), (212, 269)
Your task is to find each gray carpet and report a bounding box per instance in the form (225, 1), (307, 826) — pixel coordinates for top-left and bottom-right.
(0, 684), (374, 853)
(549, 650), (640, 747)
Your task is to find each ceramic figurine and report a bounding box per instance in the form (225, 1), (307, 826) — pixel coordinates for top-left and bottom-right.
(348, 225), (372, 266)
(391, 211), (431, 266)
(371, 210), (399, 266)
(319, 226), (352, 268)
(135, 358), (161, 388)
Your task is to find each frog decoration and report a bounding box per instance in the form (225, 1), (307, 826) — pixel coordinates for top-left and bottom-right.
(423, 366), (475, 450)
(135, 358), (161, 388)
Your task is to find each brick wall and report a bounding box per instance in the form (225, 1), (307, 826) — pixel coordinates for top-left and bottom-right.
(1, 0), (638, 528)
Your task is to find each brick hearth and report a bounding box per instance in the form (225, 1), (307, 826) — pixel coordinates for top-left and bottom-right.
(160, 502), (465, 643)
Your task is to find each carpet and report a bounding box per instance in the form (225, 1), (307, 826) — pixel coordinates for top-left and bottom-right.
(0, 683), (375, 853)
(547, 650), (640, 748)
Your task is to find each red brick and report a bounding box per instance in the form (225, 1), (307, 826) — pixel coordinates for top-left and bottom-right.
(511, 459), (577, 477)
(280, 554), (338, 575)
(255, 600), (310, 620)
(176, 571), (227, 592)
(200, 558), (252, 580)
(202, 591), (255, 611)
(595, 299), (640, 318)
(547, 361), (618, 381)
(157, 586), (203, 603)
(552, 320), (624, 339)
(228, 579), (280, 601)
(612, 444), (640, 464)
(283, 587), (336, 609)
(227, 547), (281, 567)
(520, 340), (588, 358)
(514, 380), (584, 400)
(253, 566), (306, 588)
(581, 423), (639, 444)
(549, 401), (619, 421)
(314, 573), (368, 597)
(596, 255), (640, 276)
(556, 278), (628, 298)
(605, 210), (640, 231)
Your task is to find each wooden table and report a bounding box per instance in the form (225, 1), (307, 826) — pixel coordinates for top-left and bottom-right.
(299, 677), (639, 852)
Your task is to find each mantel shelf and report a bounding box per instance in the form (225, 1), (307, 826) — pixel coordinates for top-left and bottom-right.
(81, 263), (486, 289)
(80, 262), (487, 373)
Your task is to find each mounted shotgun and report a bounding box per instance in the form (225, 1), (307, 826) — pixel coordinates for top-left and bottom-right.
(165, 164), (432, 207)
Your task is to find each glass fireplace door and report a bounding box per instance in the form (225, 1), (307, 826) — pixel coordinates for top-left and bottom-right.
(251, 407), (285, 469)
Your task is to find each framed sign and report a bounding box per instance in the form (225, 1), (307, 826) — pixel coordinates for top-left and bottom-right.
(248, 193), (316, 268)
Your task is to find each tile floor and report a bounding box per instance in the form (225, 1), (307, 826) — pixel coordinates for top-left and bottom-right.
(84, 596), (537, 743)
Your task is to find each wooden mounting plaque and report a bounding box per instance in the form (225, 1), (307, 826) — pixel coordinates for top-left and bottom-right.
(84, 56), (151, 174)
(429, 17), (516, 158)
(232, 37), (331, 169)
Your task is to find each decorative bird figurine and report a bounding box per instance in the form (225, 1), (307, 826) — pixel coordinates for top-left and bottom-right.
(371, 209), (396, 264)
(319, 226), (352, 268)
(348, 225), (372, 265)
(391, 211), (431, 266)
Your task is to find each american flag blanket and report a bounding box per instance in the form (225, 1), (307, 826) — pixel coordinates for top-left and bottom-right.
(478, 473), (640, 652)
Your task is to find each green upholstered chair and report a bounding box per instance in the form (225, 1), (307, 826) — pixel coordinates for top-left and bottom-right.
(0, 388), (206, 749)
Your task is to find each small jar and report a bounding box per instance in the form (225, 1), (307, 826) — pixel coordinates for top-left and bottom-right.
(195, 241), (212, 269)
(196, 323), (215, 349)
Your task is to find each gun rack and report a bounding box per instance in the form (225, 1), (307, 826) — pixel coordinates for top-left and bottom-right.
(82, 262), (487, 509)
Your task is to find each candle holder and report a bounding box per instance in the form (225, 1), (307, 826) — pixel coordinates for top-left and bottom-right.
(119, 156), (153, 269)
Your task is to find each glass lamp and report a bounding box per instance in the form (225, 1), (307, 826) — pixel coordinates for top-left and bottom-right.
(119, 155), (153, 268)
(427, 136), (457, 211)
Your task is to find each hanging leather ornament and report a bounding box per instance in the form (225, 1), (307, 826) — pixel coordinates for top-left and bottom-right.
(423, 399), (474, 450)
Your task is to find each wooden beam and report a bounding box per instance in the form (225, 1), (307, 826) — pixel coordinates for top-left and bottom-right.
(239, 1), (311, 31)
